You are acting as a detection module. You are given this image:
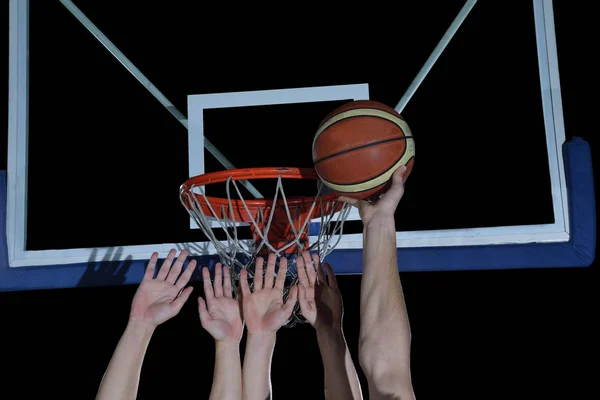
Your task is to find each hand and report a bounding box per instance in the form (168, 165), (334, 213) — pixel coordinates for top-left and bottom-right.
(296, 251), (343, 333)
(198, 263), (244, 343)
(129, 249), (197, 327)
(339, 165), (407, 225)
(240, 253), (298, 336)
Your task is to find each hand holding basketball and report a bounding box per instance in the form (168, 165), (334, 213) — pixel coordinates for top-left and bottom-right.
(296, 252), (343, 333)
(313, 100), (414, 200)
(339, 165), (407, 225)
(198, 264), (244, 343)
(129, 249), (196, 327)
(240, 254), (298, 336)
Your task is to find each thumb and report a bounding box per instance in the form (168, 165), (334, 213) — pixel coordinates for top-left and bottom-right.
(283, 285), (299, 317)
(198, 296), (209, 325)
(338, 195), (369, 212)
(391, 165), (407, 187)
(379, 166), (406, 207)
(338, 195), (359, 206)
(297, 284), (310, 313)
(170, 286), (193, 313)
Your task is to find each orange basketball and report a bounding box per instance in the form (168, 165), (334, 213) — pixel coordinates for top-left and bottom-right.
(312, 100), (415, 200)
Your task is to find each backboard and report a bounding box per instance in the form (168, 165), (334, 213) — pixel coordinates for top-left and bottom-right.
(5, 0), (593, 289)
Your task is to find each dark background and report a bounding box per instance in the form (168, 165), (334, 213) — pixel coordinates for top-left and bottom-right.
(0, 1), (595, 399)
(23, 0), (554, 251)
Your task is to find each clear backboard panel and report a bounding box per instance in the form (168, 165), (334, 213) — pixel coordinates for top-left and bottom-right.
(6, 0), (570, 267)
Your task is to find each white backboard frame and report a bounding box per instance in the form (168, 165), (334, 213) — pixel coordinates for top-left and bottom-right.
(6, 0), (570, 267)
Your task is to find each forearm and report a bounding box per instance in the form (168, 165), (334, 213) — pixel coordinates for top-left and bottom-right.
(210, 341), (242, 400)
(96, 321), (154, 400)
(242, 333), (276, 400)
(360, 217), (411, 376)
(317, 329), (362, 400)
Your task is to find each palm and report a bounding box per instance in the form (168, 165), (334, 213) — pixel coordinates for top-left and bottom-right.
(131, 281), (187, 325)
(296, 252), (343, 330)
(306, 281), (343, 329)
(243, 290), (289, 333)
(199, 264), (244, 342)
(202, 297), (243, 340)
(240, 254), (298, 335)
(130, 249), (197, 327)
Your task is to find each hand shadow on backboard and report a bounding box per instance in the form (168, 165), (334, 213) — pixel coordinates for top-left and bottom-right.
(77, 247), (133, 288)
(175, 242), (215, 282)
(174, 241), (256, 284)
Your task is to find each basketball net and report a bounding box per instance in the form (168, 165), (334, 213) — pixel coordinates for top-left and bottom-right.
(179, 170), (352, 326)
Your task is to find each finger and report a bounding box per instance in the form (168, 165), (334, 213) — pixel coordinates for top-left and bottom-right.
(392, 165), (407, 187)
(157, 249), (177, 280)
(223, 266), (233, 298)
(282, 285), (298, 317)
(297, 284), (310, 314)
(144, 252), (159, 280)
(170, 286), (193, 314)
(302, 251), (316, 286)
(213, 263), (224, 297)
(198, 297), (210, 326)
(166, 250), (188, 284)
(240, 269), (251, 297)
(202, 267), (214, 308)
(175, 259), (197, 289)
(264, 253), (276, 289)
(313, 253), (326, 284)
(382, 166), (407, 202)
(274, 257), (287, 290)
(323, 262), (338, 290)
(395, 165), (408, 181)
(254, 257), (264, 291)
(338, 196), (359, 206)
(296, 254), (309, 287)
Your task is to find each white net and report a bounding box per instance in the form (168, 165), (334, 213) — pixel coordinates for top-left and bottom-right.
(179, 172), (352, 326)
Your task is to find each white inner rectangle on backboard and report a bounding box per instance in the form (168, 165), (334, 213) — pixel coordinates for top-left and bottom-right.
(186, 83), (370, 229)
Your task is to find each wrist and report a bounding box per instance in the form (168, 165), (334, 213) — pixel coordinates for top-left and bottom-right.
(125, 319), (155, 340)
(215, 339), (240, 353)
(247, 332), (277, 347)
(364, 214), (396, 231)
(316, 327), (345, 346)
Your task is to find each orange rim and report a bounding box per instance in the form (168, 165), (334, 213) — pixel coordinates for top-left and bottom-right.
(179, 167), (341, 223)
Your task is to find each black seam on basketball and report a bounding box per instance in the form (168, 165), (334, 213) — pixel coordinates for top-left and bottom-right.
(322, 155), (415, 190)
(318, 108), (405, 128)
(314, 135), (412, 165)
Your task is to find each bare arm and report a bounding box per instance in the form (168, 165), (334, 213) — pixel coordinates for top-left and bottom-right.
(240, 255), (298, 400)
(96, 321), (154, 400)
(96, 250), (196, 400)
(341, 166), (414, 400)
(198, 264), (244, 400)
(242, 333), (277, 400)
(316, 329), (363, 400)
(361, 216), (413, 399)
(297, 252), (362, 400)
(210, 341), (242, 400)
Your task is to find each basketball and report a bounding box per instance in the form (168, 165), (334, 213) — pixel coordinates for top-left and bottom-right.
(312, 100), (415, 200)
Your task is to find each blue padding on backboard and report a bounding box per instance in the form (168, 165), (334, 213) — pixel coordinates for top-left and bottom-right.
(0, 138), (595, 291)
(325, 137), (596, 272)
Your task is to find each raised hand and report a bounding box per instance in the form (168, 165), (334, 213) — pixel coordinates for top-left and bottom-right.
(339, 165), (407, 225)
(198, 263), (244, 343)
(296, 251), (343, 332)
(240, 253), (298, 335)
(129, 249), (197, 327)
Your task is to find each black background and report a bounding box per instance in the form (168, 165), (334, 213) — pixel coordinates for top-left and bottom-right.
(0, 1), (595, 399)
(24, 0), (553, 250)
